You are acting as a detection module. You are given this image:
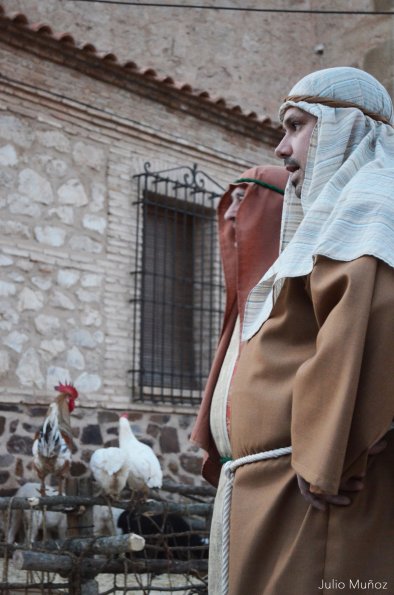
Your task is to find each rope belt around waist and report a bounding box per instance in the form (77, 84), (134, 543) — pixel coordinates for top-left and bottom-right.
(220, 446), (292, 595)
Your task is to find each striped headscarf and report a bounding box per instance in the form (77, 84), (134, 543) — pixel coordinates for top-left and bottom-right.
(242, 67), (394, 341)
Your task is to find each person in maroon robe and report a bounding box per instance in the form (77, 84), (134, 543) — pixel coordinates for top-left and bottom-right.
(191, 165), (288, 486)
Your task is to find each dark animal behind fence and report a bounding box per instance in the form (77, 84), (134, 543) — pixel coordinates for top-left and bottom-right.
(117, 510), (208, 561)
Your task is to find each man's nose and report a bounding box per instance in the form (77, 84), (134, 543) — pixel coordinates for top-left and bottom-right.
(224, 200), (239, 221)
(275, 136), (291, 159)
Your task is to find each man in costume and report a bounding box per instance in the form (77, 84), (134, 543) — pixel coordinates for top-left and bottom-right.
(191, 164), (287, 485)
(191, 164), (288, 592)
(222, 67), (394, 595)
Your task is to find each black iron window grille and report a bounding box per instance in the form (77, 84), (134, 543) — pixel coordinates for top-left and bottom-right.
(130, 163), (225, 406)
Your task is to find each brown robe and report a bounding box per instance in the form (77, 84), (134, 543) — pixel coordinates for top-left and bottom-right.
(191, 165), (288, 486)
(228, 255), (394, 594)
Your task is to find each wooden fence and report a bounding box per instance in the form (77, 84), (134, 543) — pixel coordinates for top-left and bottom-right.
(0, 480), (215, 594)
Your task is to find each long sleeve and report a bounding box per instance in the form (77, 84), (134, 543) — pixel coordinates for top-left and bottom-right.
(291, 255), (394, 494)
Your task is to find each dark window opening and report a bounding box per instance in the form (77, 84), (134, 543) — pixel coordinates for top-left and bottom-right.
(130, 164), (225, 406)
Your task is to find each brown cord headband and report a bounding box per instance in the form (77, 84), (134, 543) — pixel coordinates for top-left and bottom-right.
(284, 94), (392, 126)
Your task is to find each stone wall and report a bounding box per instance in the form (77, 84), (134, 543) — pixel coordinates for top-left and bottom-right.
(0, 402), (202, 496)
(0, 30), (277, 492)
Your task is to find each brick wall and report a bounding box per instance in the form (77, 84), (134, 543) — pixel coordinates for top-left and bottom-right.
(2, 0), (393, 120)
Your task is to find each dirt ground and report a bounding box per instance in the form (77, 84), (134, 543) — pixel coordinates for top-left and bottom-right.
(2, 564), (207, 594)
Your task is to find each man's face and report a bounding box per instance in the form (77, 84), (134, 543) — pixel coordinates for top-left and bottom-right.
(275, 107), (317, 198)
(223, 187), (245, 224)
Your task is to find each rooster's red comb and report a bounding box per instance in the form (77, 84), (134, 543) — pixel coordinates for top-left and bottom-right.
(55, 381), (79, 399)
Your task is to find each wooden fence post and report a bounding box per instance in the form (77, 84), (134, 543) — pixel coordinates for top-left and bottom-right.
(66, 477), (98, 595)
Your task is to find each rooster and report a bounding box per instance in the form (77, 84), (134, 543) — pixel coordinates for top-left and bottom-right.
(32, 382), (78, 496)
(118, 413), (163, 496)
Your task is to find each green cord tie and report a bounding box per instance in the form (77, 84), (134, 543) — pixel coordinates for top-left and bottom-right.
(220, 456), (233, 465)
(234, 177), (285, 195)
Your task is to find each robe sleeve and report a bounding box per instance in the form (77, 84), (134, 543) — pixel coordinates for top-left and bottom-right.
(291, 255), (394, 495)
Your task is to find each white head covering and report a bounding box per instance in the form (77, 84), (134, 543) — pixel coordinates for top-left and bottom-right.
(242, 67), (394, 341)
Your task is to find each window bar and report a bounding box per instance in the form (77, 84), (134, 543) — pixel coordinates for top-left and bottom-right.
(197, 189), (206, 398)
(139, 171), (149, 400)
(131, 173), (142, 399)
(178, 181), (186, 402)
(193, 189), (202, 398)
(159, 175), (170, 399)
(189, 195), (195, 396)
(208, 189), (216, 390)
(170, 178), (178, 397)
(189, 183), (197, 399)
(151, 172), (161, 402)
(190, 177), (197, 400)
(206, 189), (215, 394)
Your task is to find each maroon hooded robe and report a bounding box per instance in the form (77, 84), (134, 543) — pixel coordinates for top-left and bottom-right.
(191, 164), (288, 486)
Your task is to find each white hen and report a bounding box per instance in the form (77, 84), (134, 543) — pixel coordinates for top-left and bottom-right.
(89, 446), (129, 499)
(118, 414), (163, 492)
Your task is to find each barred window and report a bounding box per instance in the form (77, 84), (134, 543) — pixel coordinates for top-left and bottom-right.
(130, 164), (225, 406)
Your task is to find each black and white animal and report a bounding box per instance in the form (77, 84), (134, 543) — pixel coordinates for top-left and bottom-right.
(117, 510), (208, 560)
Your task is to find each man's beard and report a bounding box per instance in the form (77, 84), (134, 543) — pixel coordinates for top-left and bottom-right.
(284, 157), (304, 198)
